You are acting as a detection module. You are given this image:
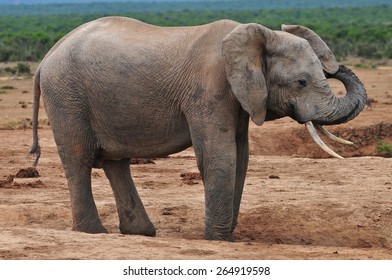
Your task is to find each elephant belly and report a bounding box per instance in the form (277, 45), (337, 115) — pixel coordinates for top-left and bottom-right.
(93, 112), (192, 160)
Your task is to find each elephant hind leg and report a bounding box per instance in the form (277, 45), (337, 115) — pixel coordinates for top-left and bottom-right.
(103, 159), (156, 236)
(68, 166), (108, 234)
(42, 86), (107, 233)
(56, 141), (108, 234)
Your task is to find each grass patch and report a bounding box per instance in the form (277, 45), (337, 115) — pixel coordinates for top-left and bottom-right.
(0, 85), (16, 90)
(377, 140), (392, 157)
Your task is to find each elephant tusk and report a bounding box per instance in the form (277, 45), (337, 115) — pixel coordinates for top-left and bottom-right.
(305, 121), (344, 159)
(313, 123), (354, 145)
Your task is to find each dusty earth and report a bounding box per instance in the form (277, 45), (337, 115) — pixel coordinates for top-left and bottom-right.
(0, 62), (392, 259)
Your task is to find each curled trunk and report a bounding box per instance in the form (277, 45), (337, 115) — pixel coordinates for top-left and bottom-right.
(305, 65), (367, 159)
(316, 65), (367, 126)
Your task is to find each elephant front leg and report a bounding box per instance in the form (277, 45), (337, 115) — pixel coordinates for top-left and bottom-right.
(231, 114), (250, 235)
(103, 159), (156, 236)
(231, 140), (249, 235)
(204, 177), (235, 241)
(194, 140), (237, 241)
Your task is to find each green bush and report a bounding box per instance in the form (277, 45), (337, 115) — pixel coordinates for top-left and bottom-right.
(4, 67), (16, 74)
(0, 85), (16, 89)
(16, 63), (31, 74)
(1, 63), (31, 75)
(377, 140), (392, 158)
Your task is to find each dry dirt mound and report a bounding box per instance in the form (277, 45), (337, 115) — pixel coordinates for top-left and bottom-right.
(0, 167), (43, 189)
(250, 121), (392, 158)
(15, 167), (40, 178)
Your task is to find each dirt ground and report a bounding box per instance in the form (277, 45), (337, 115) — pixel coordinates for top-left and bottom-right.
(0, 62), (391, 259)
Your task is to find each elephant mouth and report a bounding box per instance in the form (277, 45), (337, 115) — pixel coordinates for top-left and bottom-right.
(265, 109), (285, 121)
(265, 109), (352, 159)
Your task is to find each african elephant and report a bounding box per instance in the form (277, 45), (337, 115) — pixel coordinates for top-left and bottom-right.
(30, 17), (367, 241)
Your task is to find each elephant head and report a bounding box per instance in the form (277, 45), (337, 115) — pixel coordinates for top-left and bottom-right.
(222, 23), (367, 158)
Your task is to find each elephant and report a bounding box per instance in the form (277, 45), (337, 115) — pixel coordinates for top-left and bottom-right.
(30, 17), (367, 241)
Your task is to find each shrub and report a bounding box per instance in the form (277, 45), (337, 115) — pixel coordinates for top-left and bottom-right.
(4, 67), (16, 74)
(2, 63), (31, 76)
(0, 85), (16, 89)
(377, 140), (392, 158)
(16, 63), (31, 75)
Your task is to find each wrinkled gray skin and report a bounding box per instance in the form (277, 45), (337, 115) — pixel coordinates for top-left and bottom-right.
(30, 17), (367, 241)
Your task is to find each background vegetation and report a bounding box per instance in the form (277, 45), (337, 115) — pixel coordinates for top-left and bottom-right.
(0, 0), (391, 61)
(377, 140), (392, 158)
(1, 0), (391, 15)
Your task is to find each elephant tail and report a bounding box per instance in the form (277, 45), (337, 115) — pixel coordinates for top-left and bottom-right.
(29, 68), (41, 167)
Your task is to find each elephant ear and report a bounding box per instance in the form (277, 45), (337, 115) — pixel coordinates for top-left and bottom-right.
(222, 24), (274, 126)
(281, 24), (339, 74)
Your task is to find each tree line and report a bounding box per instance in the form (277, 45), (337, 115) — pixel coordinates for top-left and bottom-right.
(0, 6), (391, 61)
(1, 0), (391, 15)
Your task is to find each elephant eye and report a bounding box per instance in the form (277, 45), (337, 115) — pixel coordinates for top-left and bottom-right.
(298, 79), (307, 87)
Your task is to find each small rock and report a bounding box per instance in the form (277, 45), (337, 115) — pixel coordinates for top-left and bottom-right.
(180, 172), (202, 185)
(130, 158), (155, 164)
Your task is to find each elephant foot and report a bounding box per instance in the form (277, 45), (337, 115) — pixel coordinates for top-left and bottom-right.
(205, 227), (234, 241)
(72, 220), (109, 234)
(230, 222), (238, 236)
(120, 221), (156, 237)
(205, 232), (234, 242)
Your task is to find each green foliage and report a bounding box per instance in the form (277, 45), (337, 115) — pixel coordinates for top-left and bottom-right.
(0, 5), (391, 61)
(0, 85), (16, 89)
(377, 140), (392, 158)
(3, 67), (16, 74)
(0, 85), (15, 94)
(1, 0), (391, 16)
(1, 63), (31, 75)
(16, 63), (31, 74)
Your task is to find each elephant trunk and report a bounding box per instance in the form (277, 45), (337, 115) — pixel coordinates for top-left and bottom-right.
(315, 65), (367, 126)
(304, 65), (367, 159)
